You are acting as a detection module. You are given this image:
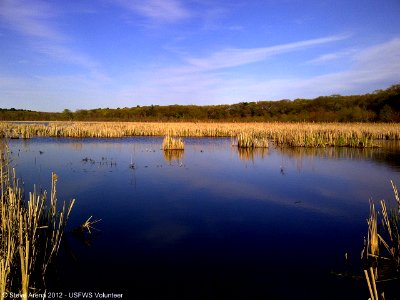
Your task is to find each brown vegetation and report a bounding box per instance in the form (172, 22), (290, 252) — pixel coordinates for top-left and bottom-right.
(162, 135), (185, 150)
(363, 181), (400, 299)
(236, 132), (269, 148)
(1, 121), (399, 148)
(0, 143), (74, 298)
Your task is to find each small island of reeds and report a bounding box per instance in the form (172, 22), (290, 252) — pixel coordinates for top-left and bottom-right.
(236, 132), (269, 148)
(162, 135), (185, 150)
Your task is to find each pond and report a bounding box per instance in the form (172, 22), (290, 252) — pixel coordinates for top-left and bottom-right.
(8, 137), (400, 299)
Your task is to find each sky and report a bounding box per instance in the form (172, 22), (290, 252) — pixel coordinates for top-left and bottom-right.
(0, 0), (399, 112)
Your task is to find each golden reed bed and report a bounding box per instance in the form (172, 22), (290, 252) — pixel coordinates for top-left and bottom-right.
(1, 121), (399, 148)
(0, 142), (74, 298)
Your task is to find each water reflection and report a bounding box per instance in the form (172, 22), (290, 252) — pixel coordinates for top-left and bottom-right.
(228, 141), (400, 174)
(236, 147), (268, 161)
(70, 142), (83, 150)
(5, 137), (400, 299)
(276, 143), (400, 172)
(278, 146), (376, 160)
(163, 149), (184, 162)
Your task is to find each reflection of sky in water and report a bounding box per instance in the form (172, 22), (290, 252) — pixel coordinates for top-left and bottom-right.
(7, 137), (400, 299)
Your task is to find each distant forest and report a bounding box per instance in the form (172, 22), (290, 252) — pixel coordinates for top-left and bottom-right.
(1, 84), (399, 122)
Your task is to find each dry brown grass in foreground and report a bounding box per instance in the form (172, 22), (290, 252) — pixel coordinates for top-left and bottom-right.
(0, 142), (74, 298)
(363, 181), (400, 300)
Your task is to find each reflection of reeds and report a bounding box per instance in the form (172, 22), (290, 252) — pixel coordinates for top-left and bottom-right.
(237, 147), (268, 161)
(162, 135), (184, 150)
(0, 143), (74, 297)
(278, 146), (377, 161)
(163, 150), (184, 162)
(1, 121), (399, 148)
(363, 181), (400, 299)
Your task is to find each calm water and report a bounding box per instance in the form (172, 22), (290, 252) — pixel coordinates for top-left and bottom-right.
(8, 137), (400, 299)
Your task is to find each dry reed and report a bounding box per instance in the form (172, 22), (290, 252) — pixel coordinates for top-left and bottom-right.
(0, 142), (74, 298)
(76, 216), (101, 234)
(1, 121), (399, 148)
(236, 132), (269, 148)
(162, 135), (184, 150)
(367, 200), (379, 259)
(363, 181), (400, 299)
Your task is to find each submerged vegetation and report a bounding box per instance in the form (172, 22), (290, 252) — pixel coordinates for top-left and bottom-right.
(0, 142), (74, 298)
(0, 84), (399, 122)
(363, 181), (400, 299)
(0, 121), (399, 149)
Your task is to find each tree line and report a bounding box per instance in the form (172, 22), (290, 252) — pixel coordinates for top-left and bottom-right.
(1, 84), (399, 122)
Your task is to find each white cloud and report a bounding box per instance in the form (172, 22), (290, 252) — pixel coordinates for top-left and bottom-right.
(222, 38), (400, 100)
(121, 37), (400, 105)
(115, 0), (190, 23)
(355, 38), (400, 70)
(307, 49), (357, 64)
(32, 43), (98, 69)
(183, 34), (351, 71)
(0, 0), (63, 41)
(0, 0), (101, 71)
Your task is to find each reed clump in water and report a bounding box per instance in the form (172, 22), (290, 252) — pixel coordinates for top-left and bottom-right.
(162, 135), (184, 150)
(0, 144), (74, 298)
(362, 180), (400, 299)
(236, 132), (269, 148)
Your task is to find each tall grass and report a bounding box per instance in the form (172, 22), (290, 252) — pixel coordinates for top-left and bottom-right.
(0, 142), (74, 298)
(162, 135), (184, 150)
(1, 122), (399, 149)
(236, 132), (269, 148)
(363, 181), (400, 299)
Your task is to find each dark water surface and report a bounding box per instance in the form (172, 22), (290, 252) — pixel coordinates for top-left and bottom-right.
(8, 137), (400, 299)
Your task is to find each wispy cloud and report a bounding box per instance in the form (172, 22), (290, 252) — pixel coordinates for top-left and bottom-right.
(121, 37), (400, 105)
(183, 34), (351, 71)
(115, 0), (190, 23)
(2, 37), (398, 110)
(307, 49), (358, 64)
(0, 0), (101, 71)
(32, 43), (98, 69)
(355, 38), (400, 71)
(226, 38), (400, 100)
(0, 0), (63, 41)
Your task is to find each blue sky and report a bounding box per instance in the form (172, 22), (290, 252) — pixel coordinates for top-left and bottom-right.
(0, 0), (399, 112)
